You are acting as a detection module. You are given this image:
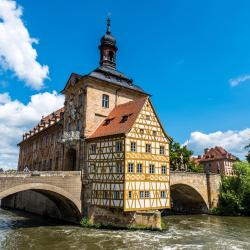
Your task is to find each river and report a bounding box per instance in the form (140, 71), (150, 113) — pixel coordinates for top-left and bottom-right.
(0, 209), (250, 250)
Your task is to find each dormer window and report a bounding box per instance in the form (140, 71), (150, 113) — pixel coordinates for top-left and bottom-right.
(121, 115), (128, 123)
(102, 94), (109, 108)
(104, 119), (111, 125)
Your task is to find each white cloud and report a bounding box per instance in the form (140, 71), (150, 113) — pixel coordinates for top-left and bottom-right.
(0, 92), (10, 104)
(229, 75), (250, 87)
(0, 91), (64, 170)
(185, 129), (250, 160)
(0, 0), (49, 89)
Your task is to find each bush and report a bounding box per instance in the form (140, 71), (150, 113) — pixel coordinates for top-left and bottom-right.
(218, 162), (250, 215)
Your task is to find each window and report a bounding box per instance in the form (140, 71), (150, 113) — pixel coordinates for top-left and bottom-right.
(78, 93), (83, 106)
(116, 162), (122, 173)
(103, 191), (108, 199)
(77, 119), (81, 131)
(145, 191), (150, 198)
(146, 144), (151, 153)
(140, 129), (144, 134)
(140, 191), (144, 199)
(67, 122), (71, 132)
(104, 118), (112, 125)
(160, 191), (166, 198)
(149, 164), (155, 174)
(128, 163), (134, 173)
(55, 157), (59, 170)
(160, 146), (165, 155)
(131, 142), (136, 152)
(108, 50), (114, 62)
(146, 115), (150, 121)
(115, 141), (122, 152)
(102, 94), (109, 108)
(90, 164), (96, 173)
(114, 191), (119, 199)
(49, 159), (52, 169)
(137, 164), (143, 173)
(90, 144), (97, 154)
(152, 131), (157, 136)
(161, 165), (167, 175)
(128, 191), (132, 199)
(121, 115), (128, 123)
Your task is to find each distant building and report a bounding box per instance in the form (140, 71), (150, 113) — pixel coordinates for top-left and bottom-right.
(197, 147), (238, 175)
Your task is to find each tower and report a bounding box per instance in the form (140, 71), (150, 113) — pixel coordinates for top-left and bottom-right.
(99, 17), (118, 68)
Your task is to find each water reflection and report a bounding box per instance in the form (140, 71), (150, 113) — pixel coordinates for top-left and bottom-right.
(0, 209), (250, 250)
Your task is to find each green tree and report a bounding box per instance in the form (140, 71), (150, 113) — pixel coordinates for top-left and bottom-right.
(246, 141), (250, 163)
(218, 161), (250, 215)
(170, 140), (203, 172)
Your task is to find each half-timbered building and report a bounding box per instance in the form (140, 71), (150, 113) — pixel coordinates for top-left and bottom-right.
(17, 18), (171, 226)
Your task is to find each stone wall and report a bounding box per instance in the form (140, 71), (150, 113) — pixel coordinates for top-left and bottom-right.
(1, 190), (62, 219)
(88, 205), (161, 230)
(170, 172), (221, 210)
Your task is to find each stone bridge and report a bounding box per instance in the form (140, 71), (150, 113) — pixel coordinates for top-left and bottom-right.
(0, 171), (221, 221)
(170, 172), (221, 213)
(0, 171), (82, 222)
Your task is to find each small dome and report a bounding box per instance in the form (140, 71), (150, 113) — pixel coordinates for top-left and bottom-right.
(101, 32), (116, 45)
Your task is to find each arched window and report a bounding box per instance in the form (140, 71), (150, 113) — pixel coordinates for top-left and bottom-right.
(108, 50), (114, 62)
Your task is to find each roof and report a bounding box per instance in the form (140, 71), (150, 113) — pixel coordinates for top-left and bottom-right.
(87, 97), (148, 139)
(61, 66), (149, 96)
(19, 107), (64, 144)
(88, 66), (148, 95)
(199, 146), (238, 162)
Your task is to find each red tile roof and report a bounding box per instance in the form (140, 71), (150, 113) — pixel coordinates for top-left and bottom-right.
(88, 97), (148, 139)
(199, 146), (237, 162)
(21, 107), (64, 142)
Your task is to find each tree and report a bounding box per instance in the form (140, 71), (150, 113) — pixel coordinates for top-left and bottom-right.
(169, 140), (203, 172)
(246, 141), (250, 163)
(218, 161), (250, 215)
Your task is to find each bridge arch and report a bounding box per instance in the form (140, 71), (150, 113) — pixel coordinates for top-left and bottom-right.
(170, 183), (208, 214)
(0, 183), (81, 223)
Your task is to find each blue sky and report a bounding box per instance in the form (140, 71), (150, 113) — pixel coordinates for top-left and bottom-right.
(0, 0), (250, 169)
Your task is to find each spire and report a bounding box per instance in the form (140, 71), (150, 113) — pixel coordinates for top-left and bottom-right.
(99, 15), (118, 69)
(107, 14), (111, 34)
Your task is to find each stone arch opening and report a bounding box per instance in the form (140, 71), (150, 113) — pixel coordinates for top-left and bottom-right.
(170, 184), (208, 214)
(0, 183), (81, 223)
(65, 148), (77, 171)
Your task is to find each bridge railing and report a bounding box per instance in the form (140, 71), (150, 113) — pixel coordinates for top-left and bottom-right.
(0, 171), (81, 177)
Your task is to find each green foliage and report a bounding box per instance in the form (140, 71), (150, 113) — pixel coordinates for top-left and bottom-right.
(218, 162), (250, 215)
(245, 142), (250, 164)
(187, 160), (204, 173)
(161, 219), (168, 230)
(170, 139), (203, 172)
(80, 217), (93, 228)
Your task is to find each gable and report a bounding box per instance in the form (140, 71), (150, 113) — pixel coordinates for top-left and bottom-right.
(61, 73), (83, 94)
(127, 99), (171, 142)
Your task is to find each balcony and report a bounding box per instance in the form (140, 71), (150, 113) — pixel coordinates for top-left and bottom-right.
(60, 131), (80, 146)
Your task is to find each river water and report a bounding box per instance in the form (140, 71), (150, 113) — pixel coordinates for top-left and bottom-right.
(0, 209), (250, 250)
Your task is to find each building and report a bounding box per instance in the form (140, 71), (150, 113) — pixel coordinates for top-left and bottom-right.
(17, 18), (171, 216)
(197, 147), (238, 175)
